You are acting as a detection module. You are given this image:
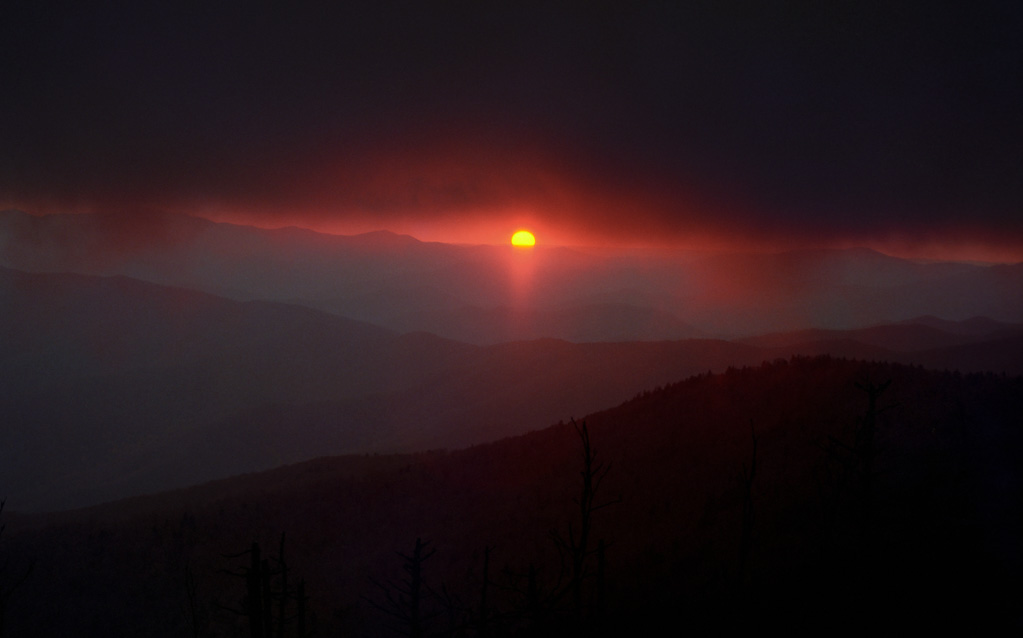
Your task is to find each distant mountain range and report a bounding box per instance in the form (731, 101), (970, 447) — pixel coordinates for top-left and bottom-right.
(4, 209), (1022, 340)
(2, 262), (1021, 510)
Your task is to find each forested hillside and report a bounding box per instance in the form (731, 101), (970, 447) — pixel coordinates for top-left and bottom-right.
(3, 356), (1019, 635)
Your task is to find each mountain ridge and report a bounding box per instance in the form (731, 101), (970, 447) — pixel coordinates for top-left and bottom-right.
(4, 210), (1021, 340)
(2, 265), (1021, 511)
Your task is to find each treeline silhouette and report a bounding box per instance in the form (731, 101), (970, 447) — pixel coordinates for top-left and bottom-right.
(2, 356), (1021, 635)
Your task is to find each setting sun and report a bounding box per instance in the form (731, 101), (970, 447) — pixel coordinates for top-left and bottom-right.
(511, 230), (536, 247)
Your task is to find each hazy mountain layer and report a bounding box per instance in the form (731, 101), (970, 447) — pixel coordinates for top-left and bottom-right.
(1, 266), (761, 509)
(4, 210), (1021, 340)
(2, 265), (1021, 511)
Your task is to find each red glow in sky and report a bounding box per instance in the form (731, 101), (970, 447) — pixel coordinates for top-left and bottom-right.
(1, 4), (1020, 264)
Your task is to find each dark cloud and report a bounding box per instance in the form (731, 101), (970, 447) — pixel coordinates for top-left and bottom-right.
(1, 2), (1020, 256)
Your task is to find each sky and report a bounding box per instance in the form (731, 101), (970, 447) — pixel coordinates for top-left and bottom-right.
(1, 1), (1021, 260)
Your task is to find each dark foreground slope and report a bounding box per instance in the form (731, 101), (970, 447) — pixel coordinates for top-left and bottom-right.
(3, 357), (1020, 636)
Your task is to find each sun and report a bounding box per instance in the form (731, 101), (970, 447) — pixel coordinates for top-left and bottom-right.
(511, 230), (536, 247)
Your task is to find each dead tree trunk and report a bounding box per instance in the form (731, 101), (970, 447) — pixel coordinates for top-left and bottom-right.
(552, 420), (619, 625)
(853, 379), (893, 549)
(220, 534), (300, 638)
(295, 580), (308, 638)
(406, 538), (428, 638)
(184, 564), (201, 638)
(739, 420), (758, 588)
(369, 537), (437, 638)
(246, 544), (265, 638)
(276, 533), (289, 638)
(478, 545), (493, 638)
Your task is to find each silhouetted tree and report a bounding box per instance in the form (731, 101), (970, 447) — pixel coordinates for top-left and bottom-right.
(497, 421), (619, 634)
(184, 563), (201, 638)
(501, 561), (549, 635)
(593, 538), (606, 620)
(739, 420), (758, 588)
(220, 541), (271, 638)
(294, 580), (309, 638)
(821, 377), (899, 578)
(476, 545), (494, 638)
(550, 420), (619, 627)
(369, 537), (438, 638)
(852, 379), (894, 542)
(219, 534), (309, 638)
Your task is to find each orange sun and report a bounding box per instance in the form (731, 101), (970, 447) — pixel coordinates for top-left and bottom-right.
(511, 230), (536, 247)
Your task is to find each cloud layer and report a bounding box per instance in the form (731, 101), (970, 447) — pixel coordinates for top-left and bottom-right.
(2, 2), (1020, 257)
